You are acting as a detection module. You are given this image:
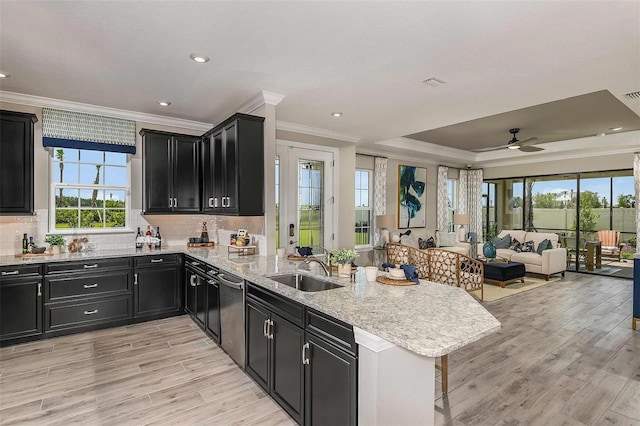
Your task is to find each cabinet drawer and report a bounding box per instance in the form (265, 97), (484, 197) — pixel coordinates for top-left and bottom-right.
(134, 254), (180, 267)
(184, 256), (208, 275)
(306, 309), (356, 356)
(45, 295), (131, 331)
(247, 283), (304, 327)
(46, 258), (131, 274)
(1, 264), (42, 279)
(46, 270), (131, 302)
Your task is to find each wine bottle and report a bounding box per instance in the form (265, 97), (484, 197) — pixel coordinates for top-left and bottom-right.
(146, 226), (153, 249)
(201, 222), (209, 242)
(135, 227), (143, 249)
(155, 227), (162, 248)
(22, 233), (28, 254)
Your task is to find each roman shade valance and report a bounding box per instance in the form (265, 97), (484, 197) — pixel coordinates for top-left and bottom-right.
(42, 108), (136, 154)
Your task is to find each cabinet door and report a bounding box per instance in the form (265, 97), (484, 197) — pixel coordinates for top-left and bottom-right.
(211, 129), (225, 213)
(205, 277), (220, 342)
(195, 274), (206, 328)
(0, 278), (42, 341)
(173, 135), (200, 212)
(271, 313), (304, 424)
(0, 112), (35, 214)
(143, 132), (173, 212)
(246, 299), (270, 390)
(305, 334), (357, 426)
(185, 269), (197, 316)
(201, 134), (214, 213)
(223, 122), (238, 214)
(134, 266), (179, 318)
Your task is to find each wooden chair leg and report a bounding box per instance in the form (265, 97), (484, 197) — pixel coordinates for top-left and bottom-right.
(441, 354), (448, 395)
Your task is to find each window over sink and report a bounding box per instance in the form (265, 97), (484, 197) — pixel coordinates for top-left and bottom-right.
(49, 148), (130, 232)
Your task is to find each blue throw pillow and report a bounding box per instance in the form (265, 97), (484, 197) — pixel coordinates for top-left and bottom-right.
(521, 240), (535, 253)
(493, 234), (511, 249)
(536, 239), (551, 255)
(509, 238), (522, 252)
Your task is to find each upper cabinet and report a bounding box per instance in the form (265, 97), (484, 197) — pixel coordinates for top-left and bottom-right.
(141, 129), (200, 214)
(0, 110), (38, 215)
(202, 113), (265, 216)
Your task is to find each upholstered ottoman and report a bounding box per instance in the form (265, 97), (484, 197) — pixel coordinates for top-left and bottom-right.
(481, 260), (526, 288)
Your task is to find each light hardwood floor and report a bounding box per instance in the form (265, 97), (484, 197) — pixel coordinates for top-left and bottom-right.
(436, 272), (640, 426)
(1, 272), (637, 425)
(0, 316), (295, 425)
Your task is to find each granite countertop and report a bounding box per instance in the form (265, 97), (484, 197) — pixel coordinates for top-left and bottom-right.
(0, 246), (501, 357)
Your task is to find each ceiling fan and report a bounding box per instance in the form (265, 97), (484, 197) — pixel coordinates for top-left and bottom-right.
(476, 128), (544, 153)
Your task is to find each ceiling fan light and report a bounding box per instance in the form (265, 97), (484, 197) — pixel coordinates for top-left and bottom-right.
(507, 145), (520, 150)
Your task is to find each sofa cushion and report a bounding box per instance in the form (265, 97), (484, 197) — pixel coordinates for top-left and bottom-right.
(493, 234), (512, 249)
(496, 248), (517, 260)
(525, 232), (559, 249)
(521, 240), (535, 253)
(509, 239), (523, 252)
(536, 239), (552, 255)
(438, 231), (458, 248)
(419, 237), (436, 249)
(499, 230), (526, 244)
(511, 252), (543, 266)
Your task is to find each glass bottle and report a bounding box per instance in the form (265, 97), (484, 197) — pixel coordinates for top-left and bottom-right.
(146, 225), (153, 249)
(22, 233), (28, 254)
(155, 227), (162, 248)
(135, 227), (143, 249)
(201, 222), (209, 242)
(28, 236), (34, 253)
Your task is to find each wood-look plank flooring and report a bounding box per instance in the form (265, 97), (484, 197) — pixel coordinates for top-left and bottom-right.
(0, 316), (295, 425)
(435, 272), (640, 425)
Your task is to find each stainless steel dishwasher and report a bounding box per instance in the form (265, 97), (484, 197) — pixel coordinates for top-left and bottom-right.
(216, 270), (245, 367)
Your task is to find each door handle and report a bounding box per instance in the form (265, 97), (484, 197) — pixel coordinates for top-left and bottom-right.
(169, 198), (173, 208)
(214, 198), (219, 208)
(134, 273), (138, 286)
(37, 283), (42, 297)
(267, 319), (274, 340)
(83, 264), (98, 269)
(1, 270), (19, 276)
(190, 275), (196, 287)
(209, 197), (213, 208)
(302, 343), (310, 365)
(263, 319), (269, 337)
(174, 198), (177, 208)
(84, 309), (98, 315)
(83, 283), (98, 289)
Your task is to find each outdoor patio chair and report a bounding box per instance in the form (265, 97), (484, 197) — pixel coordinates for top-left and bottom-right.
(597, 230), (624, 262)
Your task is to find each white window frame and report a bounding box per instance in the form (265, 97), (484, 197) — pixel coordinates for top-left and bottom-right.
(355, 169), (373, 249)
(447, 178), (458, 232)
(48, 148), (132, 234)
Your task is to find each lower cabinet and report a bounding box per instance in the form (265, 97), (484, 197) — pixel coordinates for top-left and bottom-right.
(185, 265), (207, 329)
(133, 255), (182, 319)
(184, 256), (219, 342)
(246, 297), (304, 424)
(205, 273), (220, 342)
(0, 267), (43, 343)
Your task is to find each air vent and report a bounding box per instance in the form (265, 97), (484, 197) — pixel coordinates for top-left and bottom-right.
(422, 77), (446, 87)
(624, 91), (640, 100)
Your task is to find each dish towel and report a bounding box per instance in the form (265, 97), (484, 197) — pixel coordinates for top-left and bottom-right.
(381, 263), (420, 284)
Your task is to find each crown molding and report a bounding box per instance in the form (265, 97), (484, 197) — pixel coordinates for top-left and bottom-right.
(356, 147), (450, 167)
(236, 90), (285, 114)
(0, 91), (212, 132)
(276, 120), (360, 143)
(373, 137), (477, 163)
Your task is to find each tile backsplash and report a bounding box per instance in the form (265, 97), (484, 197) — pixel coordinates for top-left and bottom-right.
(0, 210), (266, 256)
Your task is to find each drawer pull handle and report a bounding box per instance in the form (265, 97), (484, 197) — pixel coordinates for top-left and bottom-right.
(150, 259), (164, 263)
(1, 270), (20, 276)
(83, 264), (98, 269)
(84, 283), (98, 289)
(84, 309), (98, 315)
(190, 261), (200, 266)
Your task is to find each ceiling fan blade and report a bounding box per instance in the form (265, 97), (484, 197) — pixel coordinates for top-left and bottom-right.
(518, 145), (544, 152)
(473, 144), (510, 152)
(518, 137), (539, 146)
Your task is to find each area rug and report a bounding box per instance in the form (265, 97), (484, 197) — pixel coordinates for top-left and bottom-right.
(470, 276), (561, 302)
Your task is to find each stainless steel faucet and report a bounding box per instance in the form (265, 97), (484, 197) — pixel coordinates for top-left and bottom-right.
(304, 256), (332, 277)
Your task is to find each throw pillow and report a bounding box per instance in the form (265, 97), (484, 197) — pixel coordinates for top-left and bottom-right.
(536, 239), (552, 255)
(509, 238), (522, 252)
(418, 237), (436, 250)
(521, 240), (535, 253)
(493, 234), (511, 249)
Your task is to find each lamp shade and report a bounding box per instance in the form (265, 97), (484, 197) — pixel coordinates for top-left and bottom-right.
(376, 215), (395, 229)
(453, 213), (470, 225)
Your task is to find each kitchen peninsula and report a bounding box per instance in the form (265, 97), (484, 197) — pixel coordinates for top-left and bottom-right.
(0, 246), (500, 425)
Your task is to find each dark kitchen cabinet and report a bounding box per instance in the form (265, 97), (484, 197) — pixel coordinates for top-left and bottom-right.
(133, 254), (181, 319)
(205, 273), (220, 343)
(201, 113), (264, 215)
(184, 260), (207, 329)
(0, 265), (43, 344)
(246, 286), (305, 424)
(141, 129), (200, 214)
(0, 110), (37, 215)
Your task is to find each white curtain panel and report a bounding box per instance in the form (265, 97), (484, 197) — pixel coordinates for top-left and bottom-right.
(468, 169), (484, 241)
(436, 166), (449, 231)
(634, 153), (639, 253)
(373, 157), (388, 247)
(458, 169), (469, 215)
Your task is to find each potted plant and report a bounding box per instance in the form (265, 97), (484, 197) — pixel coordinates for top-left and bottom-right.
(44, 234), (65, 255)
(332, 248), (358, 278)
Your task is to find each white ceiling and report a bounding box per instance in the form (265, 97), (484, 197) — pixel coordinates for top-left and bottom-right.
(1, 1), (639, 159)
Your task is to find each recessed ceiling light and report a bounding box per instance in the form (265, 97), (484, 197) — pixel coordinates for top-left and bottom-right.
(189, 53), (209, 63)
(331, 112), (343, 117)
(158, 101), (171, 106)
(422, 77), (446, 87)
(0, 72), (9, 78)
(609, 126), (623, 131)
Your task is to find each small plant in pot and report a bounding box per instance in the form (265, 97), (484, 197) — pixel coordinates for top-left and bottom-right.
(332, 248), (358, 278)
(44, 234), (65, 254)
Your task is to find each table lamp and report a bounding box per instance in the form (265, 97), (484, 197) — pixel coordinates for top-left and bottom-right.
(453, 213), (470, 242)
(376, 214), (395, 247)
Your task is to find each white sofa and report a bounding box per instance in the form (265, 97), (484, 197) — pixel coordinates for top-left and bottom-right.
(492, 230), (566, 280)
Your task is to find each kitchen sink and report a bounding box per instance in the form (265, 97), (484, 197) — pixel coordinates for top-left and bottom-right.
(268, 273), (343, 292)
